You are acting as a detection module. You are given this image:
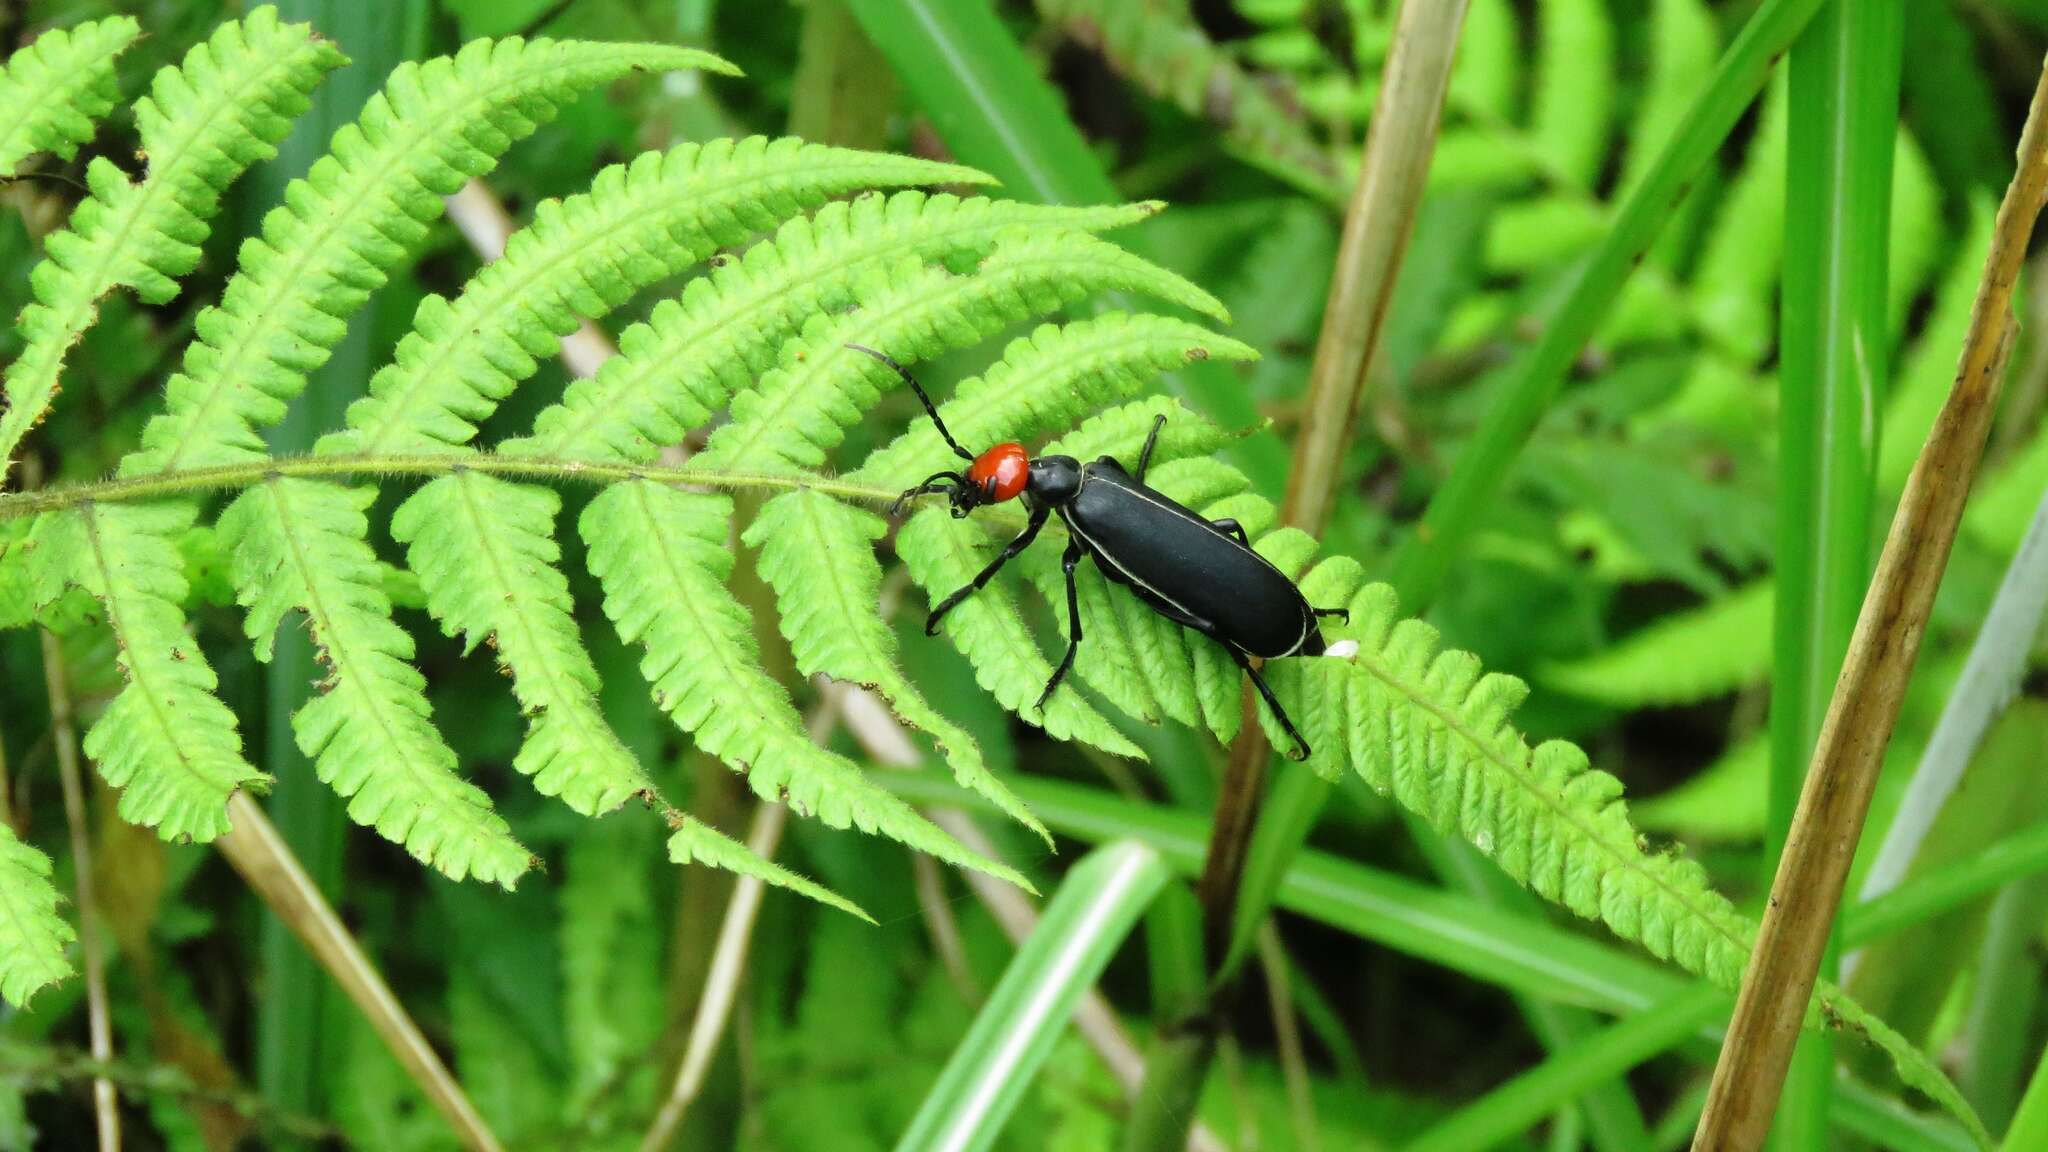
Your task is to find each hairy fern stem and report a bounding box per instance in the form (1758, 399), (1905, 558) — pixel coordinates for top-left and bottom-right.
(0, 454), (904, 521)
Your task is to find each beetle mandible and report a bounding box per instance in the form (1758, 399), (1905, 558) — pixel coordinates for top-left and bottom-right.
(851, 343), (1347, 760)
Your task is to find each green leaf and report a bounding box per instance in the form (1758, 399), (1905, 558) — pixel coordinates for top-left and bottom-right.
(746, 489), (1047, 845)
(0, 824), (74, 1009)
(895, 506), (1144, 761)
(391, 471), (654, 817)
(217, 478), (532, 885)
(847, 313), (1257, 488)
(667, 817), (868, 921)
(691, 233), (1227, 475)
(0, 7), (343, 473)
(28, 502), (266, 842)
(581, 479), (1032, 892)
(511, 192), (1160, 464)
(326, 138), (989, 455)
(122, 36), (734, 475)
(0, 15), (140, 177)
(1538, 580), (1774, 707)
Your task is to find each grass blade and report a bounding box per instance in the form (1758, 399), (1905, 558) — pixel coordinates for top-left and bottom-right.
(1387, 0), (1830, 606)
(894, 840), (1171, 1152)
(1769, 3), (1905, 1141)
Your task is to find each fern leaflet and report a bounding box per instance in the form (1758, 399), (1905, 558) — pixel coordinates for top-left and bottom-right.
(391, 471), (652, 816)
(326, 138), (988, 456)
(745, 489), (1047, 845)
(216, 478), (533, 885)
(581, 480), (1031, 891)
(0, 7), (342, 473)
(666, 817), (866, 920)
(123, 37), (734, 475)
(1538, 580), (1773, 707)
(1259, 581), (1987, 1145)
(26, 502), (265, 841)
(694, 235), (1227, 474)
(895, 507), (1141, 760)
(511, 192), (1161, 464)
(847, 313), (1256, 487)
(0, 823), (74, 1008)
(0, 15), (139, 177)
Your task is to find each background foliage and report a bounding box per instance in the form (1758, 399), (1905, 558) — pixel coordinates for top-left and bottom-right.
(2, 1), (2047, 1150)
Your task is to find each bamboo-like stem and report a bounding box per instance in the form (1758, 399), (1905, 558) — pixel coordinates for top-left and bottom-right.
(1258, 924), (1320, 1152)
(214, 793), (506, 1152)
(41, 631), (120, 1152)
(0, 713), (14, 836)
(0, 452), (903, 521)
(639, 801), (790, 1152)
(1692, 51), (2048, 1152)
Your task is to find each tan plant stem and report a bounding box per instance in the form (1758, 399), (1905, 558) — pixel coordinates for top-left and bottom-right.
(1692, 51), (2048, 1152)
(0, 714), (14, 836)
(639, 799), (791, 1152)
(913, 852), (981, 1003)
(214, 793), (506, 1152)
(1258, 924), (1319, 1152)
(40, 630), (119, 1152)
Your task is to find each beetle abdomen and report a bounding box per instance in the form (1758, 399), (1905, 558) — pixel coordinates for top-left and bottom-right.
(1066, 462), (1318, 658)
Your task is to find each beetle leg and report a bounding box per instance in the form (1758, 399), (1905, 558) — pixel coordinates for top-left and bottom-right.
(925, 503), (1049, 635)
(891, 471), (962, 516)
(1232, 647), (1311, 761)
(1210, 516), (1250, 547)
(1035, 539), (1089, 712)
(1133, 413), (1168, 483)
(1312, 606), (1350, 622)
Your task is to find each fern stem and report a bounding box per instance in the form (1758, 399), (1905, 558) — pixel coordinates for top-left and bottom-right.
(40, 631), (119, 1152)
(1693, 50), (2048, 1152)
(0, 453), (905, 521)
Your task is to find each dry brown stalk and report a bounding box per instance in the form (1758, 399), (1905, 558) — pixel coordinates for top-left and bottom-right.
(1692, 50), (2048, 1152)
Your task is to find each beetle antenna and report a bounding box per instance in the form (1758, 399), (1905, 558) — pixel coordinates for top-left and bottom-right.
(846, 343), (974, 462)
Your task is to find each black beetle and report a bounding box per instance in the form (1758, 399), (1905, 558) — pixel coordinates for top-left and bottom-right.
(852, 343), (1346, 760)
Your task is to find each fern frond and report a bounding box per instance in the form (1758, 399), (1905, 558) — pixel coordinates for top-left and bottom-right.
(667, 817), (868, 921)
(26, 502), (264, 841)
(581, 480), (1031, 891)
(0, 7), (342, 472)
(848, 314), (1256, 487)
(0, 15), (140, 177)
(391, 471), (652, 816)
(745, 489), (1048, 845)
(510, 193), (1159, 463)
(894, 507), (1143, 761)
(326, 139), (988, 456)
(1530, 0), (1615, 189)
(216, 478), (532, 885)
(1262, 581), (1987, 1145)
(1031, 0), (1338, 200)
(0, 518), (32, 631)
(0, 824), (74, 1008)
(1538, 580), (1773, 707)
(694, 236), (1227, 474)
(123, 37), (734, 475)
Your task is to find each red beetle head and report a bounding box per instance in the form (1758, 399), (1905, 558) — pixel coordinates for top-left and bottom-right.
(967, 443), (1029, 505)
